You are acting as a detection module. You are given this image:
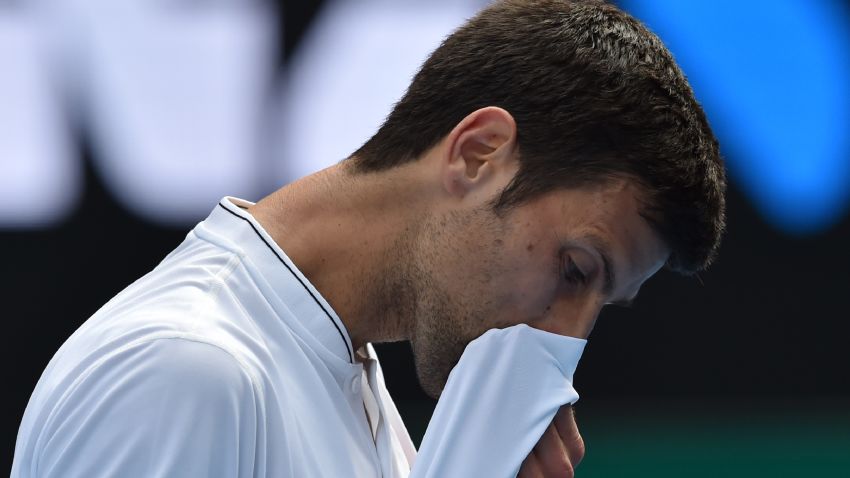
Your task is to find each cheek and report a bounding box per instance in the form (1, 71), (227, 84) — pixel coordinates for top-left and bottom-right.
(485, 262), (560, 326)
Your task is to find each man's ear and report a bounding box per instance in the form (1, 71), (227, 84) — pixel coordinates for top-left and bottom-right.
(441, 107), (517, 198)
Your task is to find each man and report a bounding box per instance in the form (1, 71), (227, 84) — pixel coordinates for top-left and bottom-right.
(13, 0), (725, 476)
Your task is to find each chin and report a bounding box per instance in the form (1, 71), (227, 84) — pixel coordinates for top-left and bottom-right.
(419, 386), (441, 400)
(411, 350), (444, 399)
(417, 373), (446, 400)
(411, 341), (464, 400)
(409, 306), (472, 400)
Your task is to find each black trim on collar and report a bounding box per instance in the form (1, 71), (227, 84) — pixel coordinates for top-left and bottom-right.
(218, 203), (355, 363)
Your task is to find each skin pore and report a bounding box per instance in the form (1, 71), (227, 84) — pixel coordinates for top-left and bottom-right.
(249, 107), (670, 398)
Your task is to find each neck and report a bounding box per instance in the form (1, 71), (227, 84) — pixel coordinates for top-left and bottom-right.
(248, 160), (432, 351)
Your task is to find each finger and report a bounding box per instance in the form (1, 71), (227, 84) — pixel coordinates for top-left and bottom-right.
(533, 422), (574, 477)
(553, 405), (585, 467)
(518, 450), (544, 478)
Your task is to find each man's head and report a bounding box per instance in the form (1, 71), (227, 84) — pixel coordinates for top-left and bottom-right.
(349, 0), (726, 397)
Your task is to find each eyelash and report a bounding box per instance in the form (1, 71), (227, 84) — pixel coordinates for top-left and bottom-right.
(563, 257), (587, 285)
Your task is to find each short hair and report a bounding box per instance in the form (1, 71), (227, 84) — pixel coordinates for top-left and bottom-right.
(350, 0), (726, 274)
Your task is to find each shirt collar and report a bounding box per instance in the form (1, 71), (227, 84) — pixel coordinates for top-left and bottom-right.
(197, 196), (355, 364)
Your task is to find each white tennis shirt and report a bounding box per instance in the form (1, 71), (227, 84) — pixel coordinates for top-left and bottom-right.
(13, 196), (589, 478)
(13, 197), (416, 477)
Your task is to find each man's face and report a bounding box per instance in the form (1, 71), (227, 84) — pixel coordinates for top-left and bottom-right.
(406, 178), (670, 398)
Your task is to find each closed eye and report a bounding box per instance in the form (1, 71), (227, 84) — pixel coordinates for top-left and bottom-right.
(563, 256), (587, 285)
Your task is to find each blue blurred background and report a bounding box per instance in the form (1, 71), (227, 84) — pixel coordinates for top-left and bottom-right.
(2, 0), (849, 475)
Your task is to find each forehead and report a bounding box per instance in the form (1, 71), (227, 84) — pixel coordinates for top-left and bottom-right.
(563, 180), (645, 225)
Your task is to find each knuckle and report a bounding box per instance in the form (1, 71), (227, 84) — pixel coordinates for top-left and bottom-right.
(562, 460), (575, 478)
(545, 447), (574, 477)
(573, 434), (586, 465)
(546, 456), (574, 478)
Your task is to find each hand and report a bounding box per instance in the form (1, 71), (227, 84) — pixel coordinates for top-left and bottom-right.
(518, 405), (585, 477)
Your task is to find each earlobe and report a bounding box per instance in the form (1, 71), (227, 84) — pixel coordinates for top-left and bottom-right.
(442, 107), (517, 198)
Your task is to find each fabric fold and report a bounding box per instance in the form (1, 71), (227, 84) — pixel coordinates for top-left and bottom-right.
(410, 324), (587, 478)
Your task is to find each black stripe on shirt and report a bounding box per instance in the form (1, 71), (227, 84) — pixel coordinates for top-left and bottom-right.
(218, 203), (355, 363)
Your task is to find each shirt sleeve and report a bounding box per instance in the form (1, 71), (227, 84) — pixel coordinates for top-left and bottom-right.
(409, 324), (587, 478)
(33, 337), (260, 478)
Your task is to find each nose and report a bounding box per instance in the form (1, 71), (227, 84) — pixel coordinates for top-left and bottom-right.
(534, 294), (604, 339)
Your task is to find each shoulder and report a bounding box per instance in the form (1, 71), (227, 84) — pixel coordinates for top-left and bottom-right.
(28, 337), (262, 477)
(51, 336), (260, 428)
(124, 336), (258, 399)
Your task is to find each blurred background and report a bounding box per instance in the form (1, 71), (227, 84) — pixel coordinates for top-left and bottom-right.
(2, 0), (849, 475)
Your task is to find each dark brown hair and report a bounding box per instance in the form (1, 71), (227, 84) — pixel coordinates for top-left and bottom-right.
(351, 0), (726, 274)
